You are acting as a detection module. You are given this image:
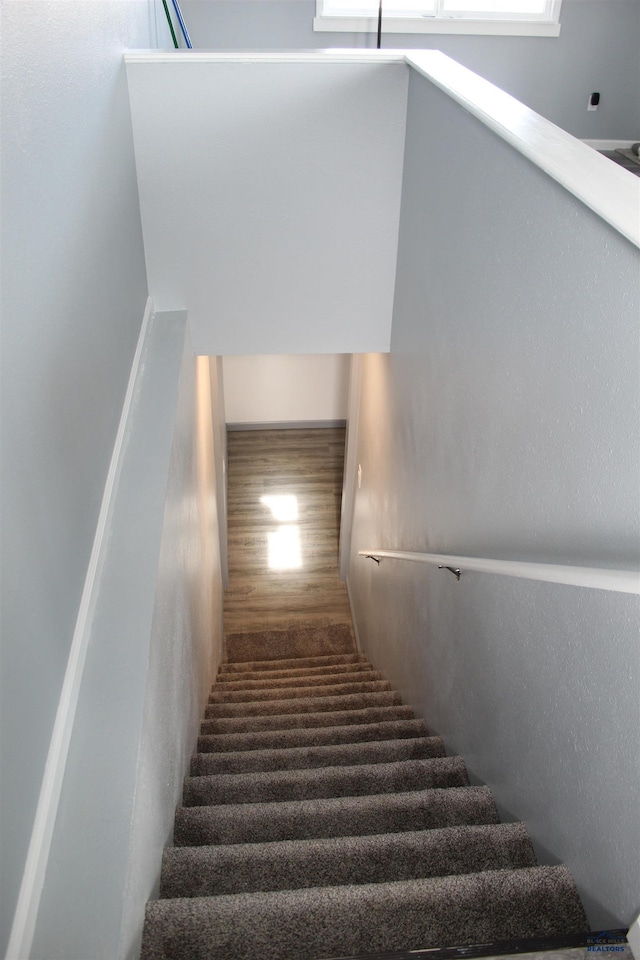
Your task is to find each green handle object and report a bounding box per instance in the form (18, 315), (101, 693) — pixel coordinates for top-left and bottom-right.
(162, 0), (179, 48)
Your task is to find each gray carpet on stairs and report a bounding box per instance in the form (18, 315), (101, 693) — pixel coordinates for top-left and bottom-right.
(197, 718), (429, 754)
(142, 625), (587, 960)
(200, 703), (416, 735)
(190, 735), (445, 775)
(182, 756), (469, 805)
(160, 823), (537, 898)
(204, 689), (403, 719)
(217, 652), (365, 675)
(143, 868), (586, 960)
(208, 677), (391, 703)
(216, 664), (379, 687)
(173, 785), (502, 846)
(213, 667), (383, 692)
(225, 623), (356, 663)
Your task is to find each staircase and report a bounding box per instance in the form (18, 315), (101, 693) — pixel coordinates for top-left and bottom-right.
(141, 624), (587, 960)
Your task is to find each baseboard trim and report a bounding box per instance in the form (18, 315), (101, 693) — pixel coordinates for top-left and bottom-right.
(227, 420), (347, 431)
(5, 297), (154, 960)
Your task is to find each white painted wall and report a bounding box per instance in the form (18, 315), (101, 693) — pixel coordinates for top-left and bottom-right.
(180, 0), (640, 140)
(118, 353), (223, 960)
(2, 1), (635, 948)
(125, 58), (408, 355)
(29, 315), (223, 960)
(340, 355), (363, 581)
(347, 69), (640, 929)
(210, 357), (229, 585)
(223, 354), (350, 424)
(0, 4), (171, 955)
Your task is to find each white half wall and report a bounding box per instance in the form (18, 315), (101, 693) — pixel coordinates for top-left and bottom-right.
(117, 354), (224, 960)
(223, 354), (350, 425)
(210, 357), (229, 585)
(29, 314), (223, 960)
(0, 3), (169, 954)
(125, 57), (408, 355)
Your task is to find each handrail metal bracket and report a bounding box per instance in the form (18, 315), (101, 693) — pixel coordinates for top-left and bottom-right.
(364, 555), (381, 565)
(438, 564), (461, 581)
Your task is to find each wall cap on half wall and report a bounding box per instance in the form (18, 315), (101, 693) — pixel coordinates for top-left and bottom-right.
(404, 51), (640, 250)
(124, 50), (640, 251)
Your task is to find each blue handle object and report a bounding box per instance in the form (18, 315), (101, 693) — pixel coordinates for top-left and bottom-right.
(171, 0), (192, 48)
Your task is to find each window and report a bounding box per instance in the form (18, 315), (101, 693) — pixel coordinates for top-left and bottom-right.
(314, 0), (562, 36)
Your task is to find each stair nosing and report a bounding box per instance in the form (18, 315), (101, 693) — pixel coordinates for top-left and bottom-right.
(182, 756), (470, 806)
(205, 690), (403, 719)
(196, 718), (429, 753)
(190, 735), (445, 774)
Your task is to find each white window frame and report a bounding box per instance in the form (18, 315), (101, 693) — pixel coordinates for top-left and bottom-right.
(314, 0), (562, 37)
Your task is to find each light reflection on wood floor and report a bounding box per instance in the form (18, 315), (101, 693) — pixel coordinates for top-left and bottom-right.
(223, 428), (352, 635)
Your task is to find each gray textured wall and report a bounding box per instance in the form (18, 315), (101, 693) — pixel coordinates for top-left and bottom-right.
(0, 3), (172, 953)
(347, 70), (640, 928)
(180, 0), (640, 139)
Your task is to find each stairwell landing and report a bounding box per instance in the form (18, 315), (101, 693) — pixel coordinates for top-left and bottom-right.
(140, 428), (588, 959)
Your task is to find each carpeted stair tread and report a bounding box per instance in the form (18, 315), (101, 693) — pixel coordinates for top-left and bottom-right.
(215, 662), (377, 685)
(205, 690), (402, 719)
(200, 704), (415, 736)
(225, 624), (356, 663)
(142, 866), (587, 960)
(191, 736), (445, 775)
(183, 757), (469, 806)
(160, 823), (537, 898)
(208, 678), (391, 705)
(218, 653), (366, 675)
(209, 671), (384, 698)
(197, 718), (429, 754)
(174, 785), (500, 846)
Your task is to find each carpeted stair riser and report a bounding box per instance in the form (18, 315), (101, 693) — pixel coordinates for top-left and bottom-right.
(200, 703), (415, 735)
(205, 690), (402, 719)
(191, 735), (445, 775)
(215, 663), (377, 685)
(208, 678), (391, 705)
(197, 718), (429, 754)
(218, 653), (365, 675)
(173, 785), (500, 846)
(183, 757), (468, 806)
(224, 624), (355, 663)
(209, 671), (383, 698)
(142, 866), (586, 960)
(160, 822), (537, 898)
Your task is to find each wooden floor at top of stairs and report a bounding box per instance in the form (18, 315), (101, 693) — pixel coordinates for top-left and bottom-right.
(224, 428), (351, 636)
